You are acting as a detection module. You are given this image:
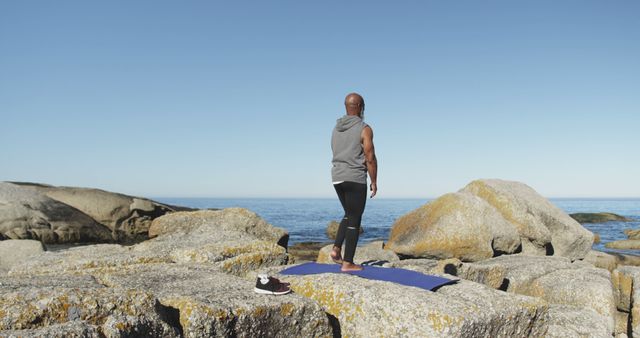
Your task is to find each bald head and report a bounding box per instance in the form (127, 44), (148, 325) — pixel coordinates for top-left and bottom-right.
(344, 92), (365, 116)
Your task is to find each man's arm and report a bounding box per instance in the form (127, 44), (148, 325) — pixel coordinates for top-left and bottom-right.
(362, 126), (377, 198)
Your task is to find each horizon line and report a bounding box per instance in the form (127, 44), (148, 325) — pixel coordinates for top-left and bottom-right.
(152, 196), (640, 200)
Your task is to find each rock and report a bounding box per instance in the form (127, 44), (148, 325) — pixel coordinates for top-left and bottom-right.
(0, 274), (179, 336)
(2, 207), (329, 337)
(0, 182), (113, 243)
(18, 182), (185, 242)
(269, 267), (549, 337)
(617, 266), (640, 336)
(472, 254), (616, 333)
(529, 267), (615, 332)
(461, 179), (593, 259)
(149, 208), (288, 248)
(325, 220), (363, 240)
(0, 321), (102, 338)
(570, 212), (632, 224)
(612, 252), (640, 267)
(0, 182), (183, 244)
(457, 262), (508, 290)
(316, 240), (399, 265)
(9, 208), (291, 278)
(615, 311), (629, 336)
(168, 239), (289, 277)
(288, 241), (330, 262)
(542, 304), (611, 338)
(606, 240), (640, 250)
(584, 250), (618, 271)
(626, 229), (640, 240)
(0, 239), (45, 270)
(94, 263), (333, 338)
(388, 258), (507, 290)
(387, 192), (521, 261)
(594, 233), (601, 244)
(611, 269), (633, 312)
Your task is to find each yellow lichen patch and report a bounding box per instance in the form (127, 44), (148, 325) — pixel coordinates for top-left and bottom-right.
(221, 248), (286, 276)
(389, 193), (462, 244)
(387, 193), (495, 260)
(162, 297), (217, 333)
(290, 279), (362, 322)
(465, 181), (532, 237)
(279, 303), (295, 316)
(252, 306), (266, 317)
(426, 310), (463, 332)
(215, 309), (229, 320)
(220, 241), (280, 258)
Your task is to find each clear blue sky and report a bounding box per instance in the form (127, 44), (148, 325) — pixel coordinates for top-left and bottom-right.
(1, 1), (638, 198)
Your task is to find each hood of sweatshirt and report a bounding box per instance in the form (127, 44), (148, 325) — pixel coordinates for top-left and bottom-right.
(334, 115), (363, 132)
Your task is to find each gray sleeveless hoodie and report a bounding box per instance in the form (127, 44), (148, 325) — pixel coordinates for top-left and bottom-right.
(331, 115), (368, 184)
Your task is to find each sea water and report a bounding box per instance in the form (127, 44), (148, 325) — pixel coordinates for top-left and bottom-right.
(157, 198), (640, 255)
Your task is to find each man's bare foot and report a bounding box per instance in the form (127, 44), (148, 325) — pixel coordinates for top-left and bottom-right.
(330, 246), (343, 264)
(341, 261), (364, 272)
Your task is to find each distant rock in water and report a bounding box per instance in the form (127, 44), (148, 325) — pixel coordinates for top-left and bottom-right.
(605, 239), (640, 250)
(569, 212), (632, 224)
(625, 229), (640, 240)
(325, 220), (363, 240)
(0, 181), (192, 244)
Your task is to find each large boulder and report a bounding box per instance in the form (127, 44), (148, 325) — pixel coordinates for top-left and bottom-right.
(0, 182), (183, 243)
(95, 264), (333, 338)
(387, 179), (594, 261)
(386, 192), (521, 261)
(0, 182), (113, 243)
(9, 208), (291, 278)
(0, 274), (180, 337)
(461, 179), (593, 259)
(472, 254), (616, 333)
(17, 182), (185, 241)
(390, 258), (508, 290)
(266, 266), (550, 337)
(0, 239), (45, 271)
(2, 207), (332, 337)
(149, 208), (288, 248)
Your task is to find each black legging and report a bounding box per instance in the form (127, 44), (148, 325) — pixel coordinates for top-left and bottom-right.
(333, 181), (367, 263)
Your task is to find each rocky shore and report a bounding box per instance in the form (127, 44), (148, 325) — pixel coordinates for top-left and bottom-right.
(1, 179), (639, 337)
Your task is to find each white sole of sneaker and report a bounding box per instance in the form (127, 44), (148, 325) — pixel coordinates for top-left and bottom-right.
(254, 287), (291, 295)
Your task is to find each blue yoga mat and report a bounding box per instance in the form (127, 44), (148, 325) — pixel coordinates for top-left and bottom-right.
(279, 262), (457, 291)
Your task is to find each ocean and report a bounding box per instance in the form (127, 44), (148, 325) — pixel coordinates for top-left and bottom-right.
(157, 198), (640, 255)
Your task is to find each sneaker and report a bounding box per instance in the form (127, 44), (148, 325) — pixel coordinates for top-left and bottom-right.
(268, 276), (290, 287)
(254, 274), (291, 295)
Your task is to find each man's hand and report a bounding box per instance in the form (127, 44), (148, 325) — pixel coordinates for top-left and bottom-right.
(370, 182), (377, 198)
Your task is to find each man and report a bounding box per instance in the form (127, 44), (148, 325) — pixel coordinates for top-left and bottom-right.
(330, 92), (378, 272)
